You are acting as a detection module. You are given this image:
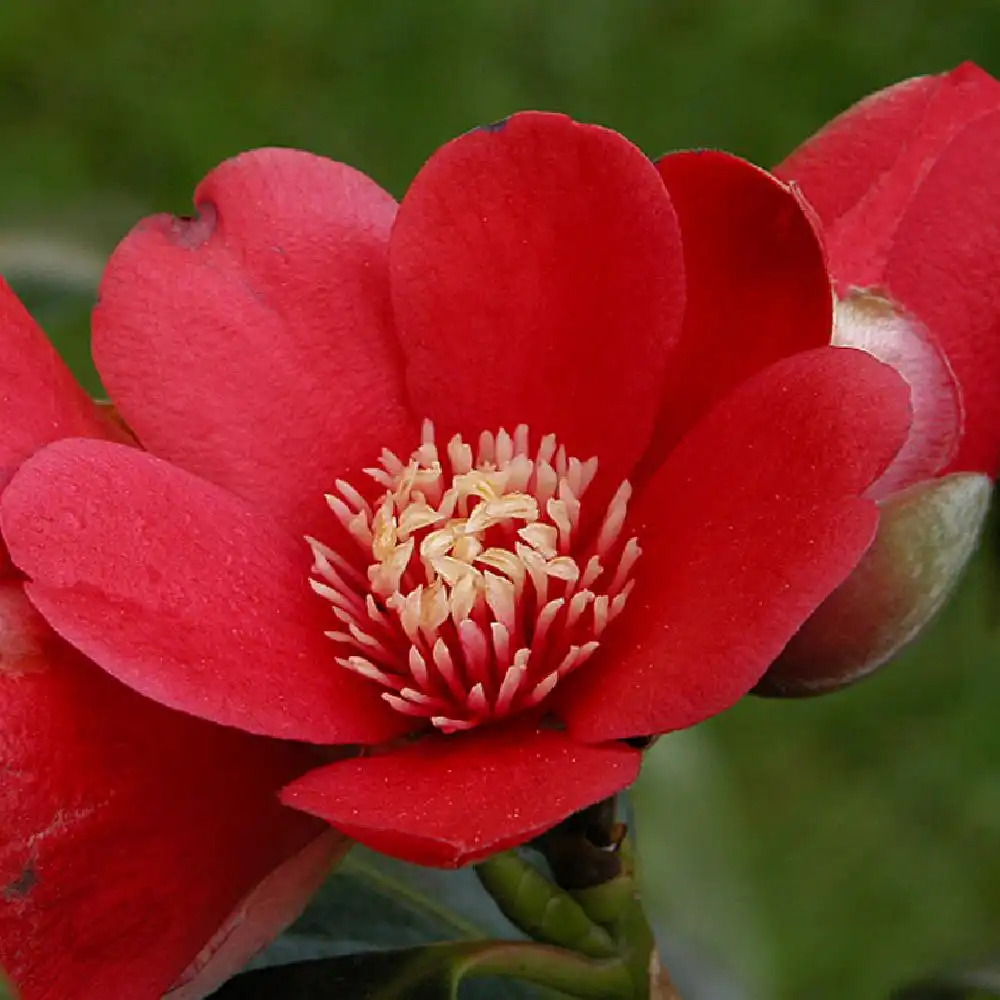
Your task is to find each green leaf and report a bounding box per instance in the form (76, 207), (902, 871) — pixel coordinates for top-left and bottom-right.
(250, 848), (562, 999)
(254, 846), (526, 965)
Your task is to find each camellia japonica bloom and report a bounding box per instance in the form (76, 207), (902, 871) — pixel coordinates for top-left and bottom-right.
(2, 109), (948, 873)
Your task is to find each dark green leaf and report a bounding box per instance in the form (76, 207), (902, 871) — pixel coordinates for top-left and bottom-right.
(253, 847), (526, 968)
(249, 849), (562, 999)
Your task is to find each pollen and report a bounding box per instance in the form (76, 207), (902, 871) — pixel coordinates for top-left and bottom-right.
(307, 421), (641, 734)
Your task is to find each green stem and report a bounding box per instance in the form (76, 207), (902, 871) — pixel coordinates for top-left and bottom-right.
(568, 840), (668, 999)
(474, 852), (618, 959)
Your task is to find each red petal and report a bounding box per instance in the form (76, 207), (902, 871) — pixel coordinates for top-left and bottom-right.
(559, 346), (912, 742)
(390, 113), (684, 501)
(877, 110), (1000, 475)
(774, 72), (945, 226)
(165, 829), (348, 1000)
(0, 580), (332, 1000)
(639, 151), (833, 473)
(93, 148), (417, 538)
(281, 724), (640, 868)
(774, 64), (1000, 230)
(0, 277), (121, 490)
(0, 438), (407, 745)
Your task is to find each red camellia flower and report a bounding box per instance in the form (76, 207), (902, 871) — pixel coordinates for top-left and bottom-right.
(0, 113), (916, 869)
(0, 286), (350, 999)
(758, 62), (1000, 694)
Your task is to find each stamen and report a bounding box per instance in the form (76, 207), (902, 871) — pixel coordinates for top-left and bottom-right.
(383, 692), (435, 717)
(448, 435), (473, 475)
(335, 479), (372, 518)
(495, 660), (528, 715)
(306, 535), (367, 589)
(490, 621), (512, 670)
(579, 555), (603, 590)
(408, 646), (430, 689)
(458, 618), (490, 686)
(525, 669), (561, 707)
(609, 538), (642, 597)
(431, 715), (478, 733)
(310, 422), (642, 734)
(496, 427), (514, 466)
(513, 424), (530, 457)
(379, 448), (406, 476)
(433, 638), (466, 702)
(537, 433), (557, 465)
(483, 572), (517, 632)
(596, 482), (632, 556)
(567, 589), (595, 628)
(518, 522), (558, 559)
(467, 682), (489, 715)
(532, 598), (565, 653)
(337, 655), (399, 688)
(546, 498), (573, 553)
(534, 461), (559, 506)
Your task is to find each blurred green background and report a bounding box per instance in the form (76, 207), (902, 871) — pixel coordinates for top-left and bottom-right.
(2, 2), (1000, 997)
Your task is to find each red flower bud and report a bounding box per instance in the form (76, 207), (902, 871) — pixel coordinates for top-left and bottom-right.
(761, 64), (1000, 694)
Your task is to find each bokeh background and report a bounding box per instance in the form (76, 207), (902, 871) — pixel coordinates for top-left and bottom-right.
(3, 2), (999, 998)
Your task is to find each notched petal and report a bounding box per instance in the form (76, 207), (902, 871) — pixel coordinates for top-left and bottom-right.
(164, 201), (218, 249)
(757, 472), (991, 696)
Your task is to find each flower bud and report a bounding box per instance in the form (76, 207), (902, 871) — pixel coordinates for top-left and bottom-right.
(757, 472), (990, 696)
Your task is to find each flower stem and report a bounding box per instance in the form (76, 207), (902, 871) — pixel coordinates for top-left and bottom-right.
(468, 798), (683, 999)
(473, 851), (619, 959)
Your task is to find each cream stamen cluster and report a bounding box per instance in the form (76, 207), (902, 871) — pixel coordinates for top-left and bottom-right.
(308, 422), (640, 734)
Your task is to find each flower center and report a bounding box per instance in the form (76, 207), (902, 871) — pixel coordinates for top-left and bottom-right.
(307, 422), (640, 734)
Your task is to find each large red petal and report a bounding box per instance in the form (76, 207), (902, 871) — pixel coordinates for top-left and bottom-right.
(281, 724), (640, 868)
(0, 439), (407, 745)
(390, 112), (684, 501)
(640, 152), (833, 473)
(559, 346), (912, 742)
(93, 148), (417, 538)
(0, 580), (334, 1000)
(0, 277), (120, 491)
